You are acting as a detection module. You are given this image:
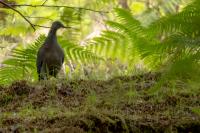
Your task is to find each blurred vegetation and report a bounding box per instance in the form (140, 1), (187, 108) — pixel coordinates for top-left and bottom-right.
(0, 0), (200, 94)
(0, 0), (200, 132)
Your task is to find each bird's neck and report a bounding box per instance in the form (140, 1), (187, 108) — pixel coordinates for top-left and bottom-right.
(45, 28), (58, 45)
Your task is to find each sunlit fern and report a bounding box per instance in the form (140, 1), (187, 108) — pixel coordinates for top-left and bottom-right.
(86, 0), (200, 77)
(0, 35), (102, 85)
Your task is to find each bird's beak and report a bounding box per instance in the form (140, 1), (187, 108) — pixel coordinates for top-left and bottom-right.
(62, 25), (66, 28)
(61, 25), (79, 31)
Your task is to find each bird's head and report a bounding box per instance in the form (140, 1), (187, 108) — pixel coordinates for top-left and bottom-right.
(51, 21), (65, 30)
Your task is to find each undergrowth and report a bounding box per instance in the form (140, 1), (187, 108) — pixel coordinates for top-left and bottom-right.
(0, 73), (199, 132)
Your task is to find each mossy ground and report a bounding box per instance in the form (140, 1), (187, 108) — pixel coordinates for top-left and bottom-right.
(0, 73), (199, 132)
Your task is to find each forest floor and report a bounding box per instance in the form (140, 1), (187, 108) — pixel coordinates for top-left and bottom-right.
(0, 73), (200, 132)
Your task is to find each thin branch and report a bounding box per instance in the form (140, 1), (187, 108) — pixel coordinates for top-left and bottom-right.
(32, 24), (51, 29)
(42, 0), (48, 5)
(24, 16), (53, 21)
(0, 1), (104, 30)
(33, 24), (51, 28)
(33, 24), (79, 30)
(0, 1), (36, 31)
(8, 4), (109, 13)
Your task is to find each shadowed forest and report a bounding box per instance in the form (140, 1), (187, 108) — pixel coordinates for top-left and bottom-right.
(0, 0), (200, 132)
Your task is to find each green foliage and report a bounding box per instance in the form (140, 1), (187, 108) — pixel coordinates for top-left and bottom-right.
(85, 0), (200, 89)
(0, 35), (102, 85)
(1, 0), (200, 89)
(58, 36), (103, 63)
(192, 107), (200, 116)
(86, 8), (146, 64)
(0, 35), (45, 84)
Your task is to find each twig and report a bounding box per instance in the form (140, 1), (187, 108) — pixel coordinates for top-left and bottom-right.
(24, 16), (53, 21)
(8, 4), (109, 13)
(33, 24), (51, 28)
(42, 0), (48, 5)
(33, 24), (78, 30)
(0, 1), (36, 31)
(0, 1), (105, 30)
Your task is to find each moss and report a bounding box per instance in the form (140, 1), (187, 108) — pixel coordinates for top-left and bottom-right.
(0, 94), (14, 106)
(0, 73), (199, 132)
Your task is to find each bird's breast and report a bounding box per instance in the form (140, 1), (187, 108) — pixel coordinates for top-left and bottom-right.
(44, 46), (64, 67)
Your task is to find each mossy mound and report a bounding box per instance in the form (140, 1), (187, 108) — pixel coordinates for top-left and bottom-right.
(0, 73), (199, 132)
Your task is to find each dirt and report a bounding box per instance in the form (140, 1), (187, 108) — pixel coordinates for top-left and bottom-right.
(0, 73), (199, 132)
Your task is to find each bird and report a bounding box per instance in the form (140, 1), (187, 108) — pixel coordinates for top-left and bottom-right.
(36, 21), (65, 80)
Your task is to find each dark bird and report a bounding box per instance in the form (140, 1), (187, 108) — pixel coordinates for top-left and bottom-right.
(36, 21), (65, 80)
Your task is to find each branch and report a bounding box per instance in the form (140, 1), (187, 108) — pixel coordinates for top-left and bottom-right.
(33, 24), (51, 28)
(42, 0), (48, 5)
(24, 16), (53, 21)
(33, 24), (79, 30)
(0, 1), (36, 31)
(0, 1), (104, 30)
(8, 4), (109, 13)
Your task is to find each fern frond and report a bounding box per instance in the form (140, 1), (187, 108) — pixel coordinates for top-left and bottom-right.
(149, 0), (200, 36)
(59, 37), (103, 63)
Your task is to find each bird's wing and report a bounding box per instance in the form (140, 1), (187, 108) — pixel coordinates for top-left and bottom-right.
(36, 47), (44, 74)
(60, 46), (65, 64)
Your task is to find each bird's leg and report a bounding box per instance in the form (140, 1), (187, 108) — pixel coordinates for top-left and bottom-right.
(45, 65), (50, 80)
(39, 74), (44, 80)
(51, 67), (58, 78)
(40, 63), (50, 80)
